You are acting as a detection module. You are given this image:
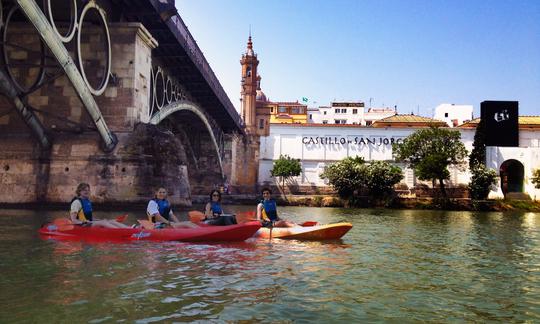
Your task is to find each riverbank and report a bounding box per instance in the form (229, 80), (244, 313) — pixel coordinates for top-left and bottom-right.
(198, 194), (540, 212)
(2, 195), (539, 212)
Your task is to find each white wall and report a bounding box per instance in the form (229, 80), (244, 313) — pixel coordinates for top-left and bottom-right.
(485, 130), (540, 199)
(259, 124), (475, 187)
(309, 105), (364, 124)
(260, 124), (540, 200)
(434, 104), (474, 127)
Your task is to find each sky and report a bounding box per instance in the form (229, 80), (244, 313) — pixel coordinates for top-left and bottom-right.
(175, 0), (540, 118)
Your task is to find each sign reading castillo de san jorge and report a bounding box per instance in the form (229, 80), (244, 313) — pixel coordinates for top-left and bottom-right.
(302, 136), (404, 146)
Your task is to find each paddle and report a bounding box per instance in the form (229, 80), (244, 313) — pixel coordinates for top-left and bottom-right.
(188, 210), (206, 223)
(235, 211), (257, 223)
(300, 221), (318, 227)
(115, 214), (128, 223)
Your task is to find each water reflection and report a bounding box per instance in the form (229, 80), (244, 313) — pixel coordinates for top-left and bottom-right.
(0, 207), (539, 322)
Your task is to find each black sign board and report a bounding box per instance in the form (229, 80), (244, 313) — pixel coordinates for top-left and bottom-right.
(481, 101), (519, 147)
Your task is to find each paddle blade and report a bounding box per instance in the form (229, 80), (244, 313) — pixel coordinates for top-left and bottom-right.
(188, 211), (205, 223)
(301, 221), (319, 227)
(235, 211), (257, 223)
(115, 214), (128, 222)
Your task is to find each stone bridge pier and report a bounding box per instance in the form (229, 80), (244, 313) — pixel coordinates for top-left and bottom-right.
(0, 0), (258, 207)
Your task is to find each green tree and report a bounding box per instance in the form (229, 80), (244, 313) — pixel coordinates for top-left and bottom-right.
(320, 157), (365, 198)
(365, 161), (404, 198)
(532, 169), (540, 189)
(469, 164), (498, 200)
(270, 155), (302, 189)
(393, 126), (468, 198)
(320, 158), (403, 203)
(469, 119), (487, 170)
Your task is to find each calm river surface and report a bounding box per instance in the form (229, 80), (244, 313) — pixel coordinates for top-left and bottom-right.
(0, 206), (539, 323)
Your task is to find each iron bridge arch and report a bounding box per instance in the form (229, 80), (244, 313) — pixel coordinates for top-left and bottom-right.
(149, 100), (225, 177)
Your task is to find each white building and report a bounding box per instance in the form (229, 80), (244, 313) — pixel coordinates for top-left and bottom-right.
(434, 103), (474, 127)
(364, 107), (397, 126)
(308, 102), (365, 125)
(309, 102), (396, 126)
(259, 115), (540, 200)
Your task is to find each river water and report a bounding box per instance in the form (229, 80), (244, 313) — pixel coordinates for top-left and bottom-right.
(0, 206), (539, 323)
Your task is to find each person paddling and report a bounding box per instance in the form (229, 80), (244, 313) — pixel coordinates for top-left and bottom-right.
(147, 187), (198, 228)
(256, 188), (295, 228)
(203, 190), (237, 225)
(70, 183), (130, 228)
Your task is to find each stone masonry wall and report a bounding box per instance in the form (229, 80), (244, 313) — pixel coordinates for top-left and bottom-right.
(226, 134), (260, 194)
(0, 23), (192, 206)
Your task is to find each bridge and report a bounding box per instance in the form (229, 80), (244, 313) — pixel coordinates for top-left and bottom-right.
(0, 0), (258, 206)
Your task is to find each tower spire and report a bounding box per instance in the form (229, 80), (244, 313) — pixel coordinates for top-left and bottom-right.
(246, 27), (254, 55)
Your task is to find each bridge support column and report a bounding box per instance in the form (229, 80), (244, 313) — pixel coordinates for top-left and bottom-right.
(225, 134), (260, 194)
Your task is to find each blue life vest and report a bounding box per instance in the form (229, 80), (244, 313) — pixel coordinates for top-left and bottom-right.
(261, 199), (278, 221)
(153, 198), (171, 221)
(72, 197), (93, 221)
(210, 202), (223, 216)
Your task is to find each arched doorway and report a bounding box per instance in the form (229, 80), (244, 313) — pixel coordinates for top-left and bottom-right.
(499, 159), (524, 195)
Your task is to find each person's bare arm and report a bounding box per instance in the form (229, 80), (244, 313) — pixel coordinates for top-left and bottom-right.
(70, 211), (84, 224)
(256, 203), (263, 221)
(204, 203), (213, 218)
(169, 211), (181, 223)
(152, 212), (171, 225)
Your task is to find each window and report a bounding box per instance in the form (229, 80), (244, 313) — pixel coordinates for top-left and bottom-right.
(341, 108), (347, 113)
(323, 111), (327, 115)
(270, 107), (274, 113)
(259, 119), (264, 129)
(444, 113), (449, 117)
(352, 109), (358, 114)
(335, 109), (340, 114)
(278, 106), (287, 113)
(335, 120), (340, 124)
(291, 107), (300, 114)
(366, 120), (372, 126)
(309, 114), (312, 119)
(322, 120), (328, 124)
(298, 107), (304, 114)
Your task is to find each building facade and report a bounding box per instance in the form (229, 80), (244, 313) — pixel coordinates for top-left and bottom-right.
(268, 101), (308, 124)
(309, 102), (396, 126)
(434, 103), (474, 127)
(259, 115), (540, 200)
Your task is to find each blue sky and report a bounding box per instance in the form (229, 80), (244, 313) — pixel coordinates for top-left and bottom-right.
(175, 0), (540, 117)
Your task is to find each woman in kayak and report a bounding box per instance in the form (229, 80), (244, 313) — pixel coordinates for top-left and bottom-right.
(256, 188), (295, 227)
(70, 183), (130, 228)
(203, 190), (237, 225)
(147, 187), (198, 228)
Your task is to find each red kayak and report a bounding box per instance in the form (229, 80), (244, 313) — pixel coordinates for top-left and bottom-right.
(39, 220), (261, 242)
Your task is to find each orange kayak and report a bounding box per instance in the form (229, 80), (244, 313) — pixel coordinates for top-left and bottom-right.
(254, 222), (352, 240)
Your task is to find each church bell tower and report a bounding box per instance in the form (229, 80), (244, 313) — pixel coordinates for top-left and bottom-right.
(240, 35), (259, 133)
